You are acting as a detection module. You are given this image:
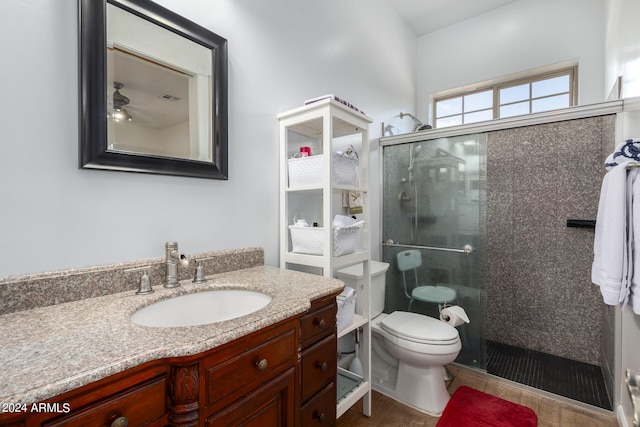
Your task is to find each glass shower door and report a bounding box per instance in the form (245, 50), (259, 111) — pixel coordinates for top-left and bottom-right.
(381, 134), (487, 369)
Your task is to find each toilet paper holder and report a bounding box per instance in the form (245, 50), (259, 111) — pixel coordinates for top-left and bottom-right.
(440, 302), (456, 321)
(441, 305), (452, 322)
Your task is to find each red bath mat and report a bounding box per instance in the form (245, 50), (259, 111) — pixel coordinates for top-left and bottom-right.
(437, 386), (537, 427)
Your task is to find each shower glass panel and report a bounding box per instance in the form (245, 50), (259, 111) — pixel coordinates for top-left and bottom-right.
(382, 134), (487, 369)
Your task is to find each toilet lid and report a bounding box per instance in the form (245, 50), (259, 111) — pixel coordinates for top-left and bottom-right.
(380, 311), (459, 344)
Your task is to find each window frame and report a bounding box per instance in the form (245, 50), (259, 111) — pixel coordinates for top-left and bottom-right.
(433, 67), (577, 128)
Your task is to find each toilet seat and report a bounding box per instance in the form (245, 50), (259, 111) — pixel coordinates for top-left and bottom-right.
(380, 311), (459, 345)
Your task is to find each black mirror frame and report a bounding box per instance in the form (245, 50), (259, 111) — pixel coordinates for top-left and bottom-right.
(79, 0), (228, 179)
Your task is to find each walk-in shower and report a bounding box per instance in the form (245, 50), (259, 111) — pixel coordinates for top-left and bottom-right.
(380, 113), (616, 410)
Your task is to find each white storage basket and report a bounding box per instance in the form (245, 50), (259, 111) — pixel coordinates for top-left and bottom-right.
(336, 287), (356, 333)
(289, 221), (363, 256)
(287, 153), (357, 189)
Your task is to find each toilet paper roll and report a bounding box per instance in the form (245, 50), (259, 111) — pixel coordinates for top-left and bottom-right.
(440, 305), (470, 327)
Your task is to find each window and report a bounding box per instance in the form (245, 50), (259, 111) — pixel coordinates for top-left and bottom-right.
(434, 68), (576, 128)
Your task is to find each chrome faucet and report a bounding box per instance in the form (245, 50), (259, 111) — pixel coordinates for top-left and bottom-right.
(165, 241), (189, 288)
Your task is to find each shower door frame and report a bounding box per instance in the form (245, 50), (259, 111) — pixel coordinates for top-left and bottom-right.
(379, 131), (487, 370)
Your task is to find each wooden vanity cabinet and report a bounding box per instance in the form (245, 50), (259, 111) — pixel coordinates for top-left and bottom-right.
(205, 294), (339, 426)
(298, 295), (338, 426)
(202, 318), (298, 425)
(0, 294), (339, 427)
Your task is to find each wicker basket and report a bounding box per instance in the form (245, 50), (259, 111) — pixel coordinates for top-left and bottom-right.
(289, 222), (363, 256)
(287, 153), (357, 189)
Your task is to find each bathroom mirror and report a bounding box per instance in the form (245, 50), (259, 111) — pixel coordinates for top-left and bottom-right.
(79, 0), (228, 179)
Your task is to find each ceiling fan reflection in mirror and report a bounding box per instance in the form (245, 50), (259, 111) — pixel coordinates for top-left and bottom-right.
(110, 81), (132, 122)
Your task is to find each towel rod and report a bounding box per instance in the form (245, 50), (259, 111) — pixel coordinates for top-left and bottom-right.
(383, 241), (474, 254)
(627, 163), (640, 169)
(566, 219), (596, 228)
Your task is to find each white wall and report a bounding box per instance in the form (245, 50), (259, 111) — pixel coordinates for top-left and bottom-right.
(416, 0), (606, 125)
(605, 0), (640, 99)
(0, 0), (416, 278)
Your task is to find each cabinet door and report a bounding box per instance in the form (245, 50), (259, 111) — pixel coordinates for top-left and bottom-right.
(205, 368), (295, 427)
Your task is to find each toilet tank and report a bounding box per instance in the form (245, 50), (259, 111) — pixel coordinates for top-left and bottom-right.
(336, 261), (389, 318)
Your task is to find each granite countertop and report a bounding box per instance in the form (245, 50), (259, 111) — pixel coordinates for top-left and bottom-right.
(0, 265), (344, 405)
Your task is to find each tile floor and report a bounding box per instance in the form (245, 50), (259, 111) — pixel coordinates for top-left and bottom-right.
(337, 365), (618, 427)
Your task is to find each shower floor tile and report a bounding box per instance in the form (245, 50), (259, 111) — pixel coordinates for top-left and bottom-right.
(487, 340), (612, 410)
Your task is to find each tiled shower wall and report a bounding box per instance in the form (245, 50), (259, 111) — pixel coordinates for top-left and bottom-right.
(486, 115), (615, 366)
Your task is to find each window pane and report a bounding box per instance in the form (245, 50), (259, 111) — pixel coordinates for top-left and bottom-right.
(532, 94), (570, 113)
(436, 97), (462, 117)
(464, 90), (493, 112)
(532, 75), (570, 98)
(464, 109), (493, 124)
(500, 101), (529, 118)
(499, 83), (529, 104)
(436, 115), (462, 128)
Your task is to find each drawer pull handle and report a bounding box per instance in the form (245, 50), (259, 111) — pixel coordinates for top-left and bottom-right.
(111, 416), (128, 427)
(313, 411), (326, 423)
(317, 361), (328, 372)
(256, 358), (268, 371)
(315, 318), (326, 328)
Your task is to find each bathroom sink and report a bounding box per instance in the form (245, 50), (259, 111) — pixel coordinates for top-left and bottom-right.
(131, 289), (271, 327)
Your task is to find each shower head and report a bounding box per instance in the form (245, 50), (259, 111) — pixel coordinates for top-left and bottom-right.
(408, 144), (422, 185)
(400, 112), (424, 132)
(409, 144), (422, 167)
(400, 112), (432, 132)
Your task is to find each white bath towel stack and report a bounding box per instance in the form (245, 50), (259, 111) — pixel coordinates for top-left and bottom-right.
(592, 152), (640, 314)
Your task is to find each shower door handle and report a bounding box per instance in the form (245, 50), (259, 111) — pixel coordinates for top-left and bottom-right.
(383, 240), (474, 255)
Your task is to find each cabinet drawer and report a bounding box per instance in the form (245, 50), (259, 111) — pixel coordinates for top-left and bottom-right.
(300, 302), (336, 348)
(301, 334), (337, 402)
(44, 376), (166, 427)
(205, 326), (296, 408)
(301, 382), (337, 427)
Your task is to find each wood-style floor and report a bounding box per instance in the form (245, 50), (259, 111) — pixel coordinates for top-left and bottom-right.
(337, 365), (618, 427)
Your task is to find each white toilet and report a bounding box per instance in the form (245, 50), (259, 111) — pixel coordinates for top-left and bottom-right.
(336, 261), (462, 416)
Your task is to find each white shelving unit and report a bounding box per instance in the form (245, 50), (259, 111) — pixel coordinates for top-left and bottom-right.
(278, 98), (373, 418)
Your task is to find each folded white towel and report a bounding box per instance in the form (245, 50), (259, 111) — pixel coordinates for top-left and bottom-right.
(592, 163), (632, 304)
